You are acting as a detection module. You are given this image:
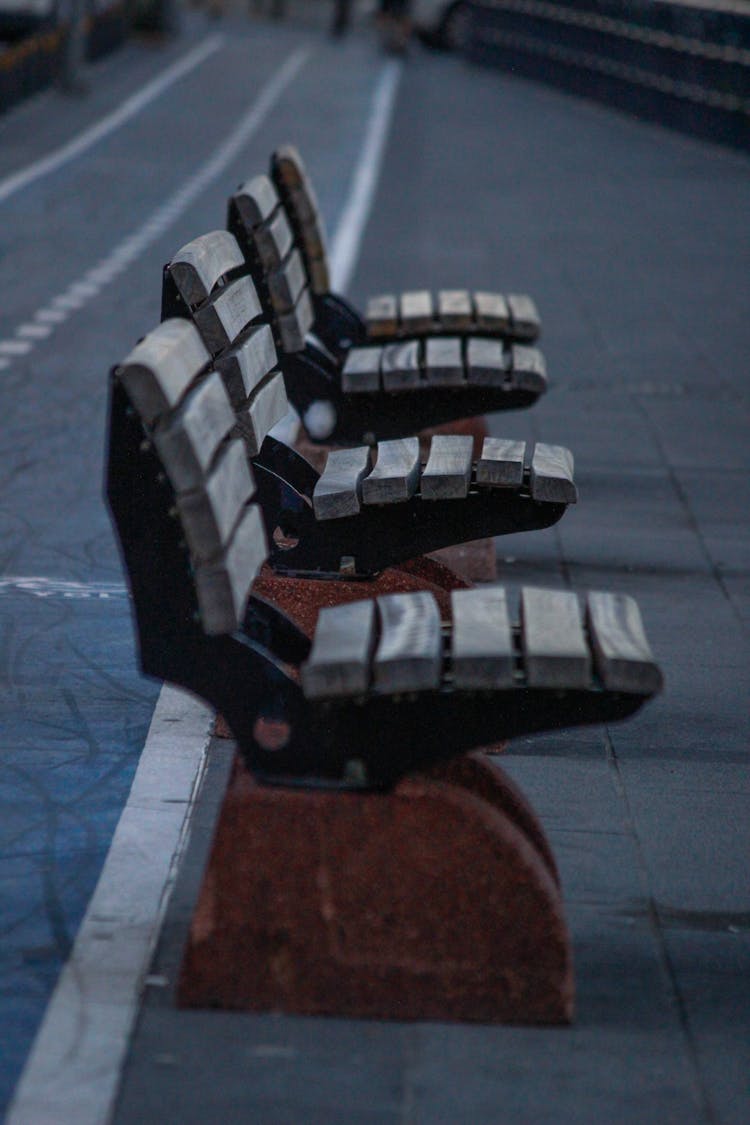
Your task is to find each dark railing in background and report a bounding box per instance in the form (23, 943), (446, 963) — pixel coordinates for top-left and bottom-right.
(466, 0), (750, 150)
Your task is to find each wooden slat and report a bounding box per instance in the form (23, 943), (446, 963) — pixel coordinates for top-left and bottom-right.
(194, 503), (267, 635)
(169, 232), (244, 308)
(476, 437), (526, 488)
(424, 337), (465, 386)
(307, 254), (330, 295)
(473, 291), (510, 332)
(374, 591), (442, 693)
(253, 208), (295, 273)
(510, 345), (547, 392)
(437, 289), (473, 330)
(421, 434), (473, 500)
(194, 275), (262, 355)
(507, 294), (541, 341)
(586, 592), (663, 694)
(362, 438), (420, 505)
(313, 446), (372, 520)
(153, 372), (235, 492)
(234, 372), (289, 457)
(271, 144), (308, 192)
(231, 175), (279, 229)
(530, 444), (577, 504)
(117, 319), (209, 426)
(214, 324), (277, 408)
(400, 290), (434, 333)
(267, 249), (307, 313)
(177, 439), (255, 563)
(380, 339), (420, 391)
(296, 210), (328, 262)
(277, 286), (314, 353)
(451, 588), (514, 688)
(341, 346), (382, 393)
(366, 294), (398, 337)
(465, 337), (507, 386)
(520, 587), (591, 688)
(302, 600), (376, 699)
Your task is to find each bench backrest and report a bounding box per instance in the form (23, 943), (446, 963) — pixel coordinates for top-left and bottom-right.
(114, 317), (269, 636)
(163, 231), (290, 455)
(226, 176), (316, 352)
(270, 143), (331, 296)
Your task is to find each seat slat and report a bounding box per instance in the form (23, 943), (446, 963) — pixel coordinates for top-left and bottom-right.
(169, 232), (245, 309)
(194, 503), (267, 636)
(400, 290), (433, 333)
(424, 337), (465, 386)
(374, 591), (442, 693)
(438, 289), (473, 329)
(421, 434), (473, 500)
(381, 339), (420, 391)
(277, 286), (314, 352)
(473, 291), (510, 332)
(341, 346), (382, 393)
(587, 592), (663, 693)
(268, 249), (307, 313)
(254, 208), (295, 273)
(214, 324), (277, 408)
(234, 372), (289, 457)
(510, 345), (547, 392)
(521, 587), (591, 688)
(476, 437), (526, 488)
(177, 439), (255, 563)
(313, 446), (372, 520)
(302, 600), (376, 699)
(451, 588), (514, 688)
(507, 294), (541, 340)
(366, 294), (398, 337)
(362, 438), (420, 505)
(465, 337), (508, 386)
(194, 275), (262, 355)
(153, 372), (235, 492)
(117, 319), (209, 426)
(530, 444), (577, 504)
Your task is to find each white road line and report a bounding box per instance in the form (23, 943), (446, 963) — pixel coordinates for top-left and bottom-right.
(328, 59), (404, 293)
(8, 47), (401, 1125)
(0, 35), (225, 206)
(0, 45), (311, 378)
(0, 577), (127, 598)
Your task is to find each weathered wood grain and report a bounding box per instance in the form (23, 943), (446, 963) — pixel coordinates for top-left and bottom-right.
(302, 600), (376, 699)
(421, 434), (473, 500)
(306, 254), (330, 295)
(117, 319), (209, 426)
(313, 446), (372, 520)
(451, 587), (514, 688)
(476, 437), (526, 488)
(425, 337), (465, 385)
(234, 372), (289, 457)
(366, 294), (398, 337)
(507, 294), (541, 341)
(586, 592), (663, 693)
(521, 587), (591, 688)
(169, 231), (244, 308)
(341, 346), (382, 393)
(267, 248), (307, 313)
(232, 175), (279, 228)
(194, 275), (262, 355)
(374, 591), (442, 692)
(438, 289), (473, 329)
(194, 503), (267, 635)
(510, 345), (547, 392)
(466, 337), (508, 386)
(400, 290), (434, 333)
(362, 438), (420, 505)
(530, 444), (577, 504)
(277, 286), (314, 352)
(473, 291), (510, 331)
(177, 438), (255, 563)
(381, 339), (420, 391)
(214, 324), (277, 408)
(253, 208), (294, 272)
(153, 372), (235, 492)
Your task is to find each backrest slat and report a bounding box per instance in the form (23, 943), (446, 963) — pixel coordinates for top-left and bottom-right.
(214, 324), (277, 408)
(438, 289), (473, 329)
(381, 339), (420, 391)
(421, 434), (473, 500)
(153, 372), (235, 492)
(234, 372), (289, 457)
(529, 444), (576, 504)
(268, 248), (307, 313)
(521, 587), (591, 688)
(362, 438), (420, 505)
(277, 286), (314, 352)
(374, 591), (442, 692)
(168, 231), (245, 309)
(313, 446), (372, 520)
(425, 337), (464, 386)
(271, 145), (331, 294)
(117, 319), (210, 426)
(451, 588), (514, 688)
(231, 174), (278, 229)
(194, 275), (263, 356)
(466, 337), (507, 386)
(301, 600), (376, 699)
(586, 592), (663, 693)
(476, 437), (526, 487)
(194, 503), (267, 636)
(254, 207), (295, 273)
(176, 438), (255, 563)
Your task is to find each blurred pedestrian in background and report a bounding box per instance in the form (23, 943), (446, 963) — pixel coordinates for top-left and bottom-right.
(331, 0), (352, 36)
(377, 0), (411, 53)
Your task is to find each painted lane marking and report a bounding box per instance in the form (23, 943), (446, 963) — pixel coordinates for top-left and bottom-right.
(0, 46), (311, 377)
(0, 35), (225, 207)
(0, 577), (128, 599)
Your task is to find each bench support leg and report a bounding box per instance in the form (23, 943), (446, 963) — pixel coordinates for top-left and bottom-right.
(178, 753), (574, 1024)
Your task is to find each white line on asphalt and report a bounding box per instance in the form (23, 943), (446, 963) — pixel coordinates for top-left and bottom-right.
(328, 58), (404, 293)
(0, 46), (311, 377)
(0, 35), (225, 206)
(0, 577), (128, 598)
(8, 45), (402, 1125)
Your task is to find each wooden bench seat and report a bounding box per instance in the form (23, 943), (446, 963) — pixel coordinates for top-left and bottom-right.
(224, 183), (548, 444)
(161, 241), (574, 576)
(269, 145), (541, 350)
(107, 319), (662, 787)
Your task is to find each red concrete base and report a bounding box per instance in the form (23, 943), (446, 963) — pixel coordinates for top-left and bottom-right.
(178, 753), (573, 1024)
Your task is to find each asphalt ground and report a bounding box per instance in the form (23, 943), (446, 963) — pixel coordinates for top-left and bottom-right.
(1, 6), (749, 1122)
